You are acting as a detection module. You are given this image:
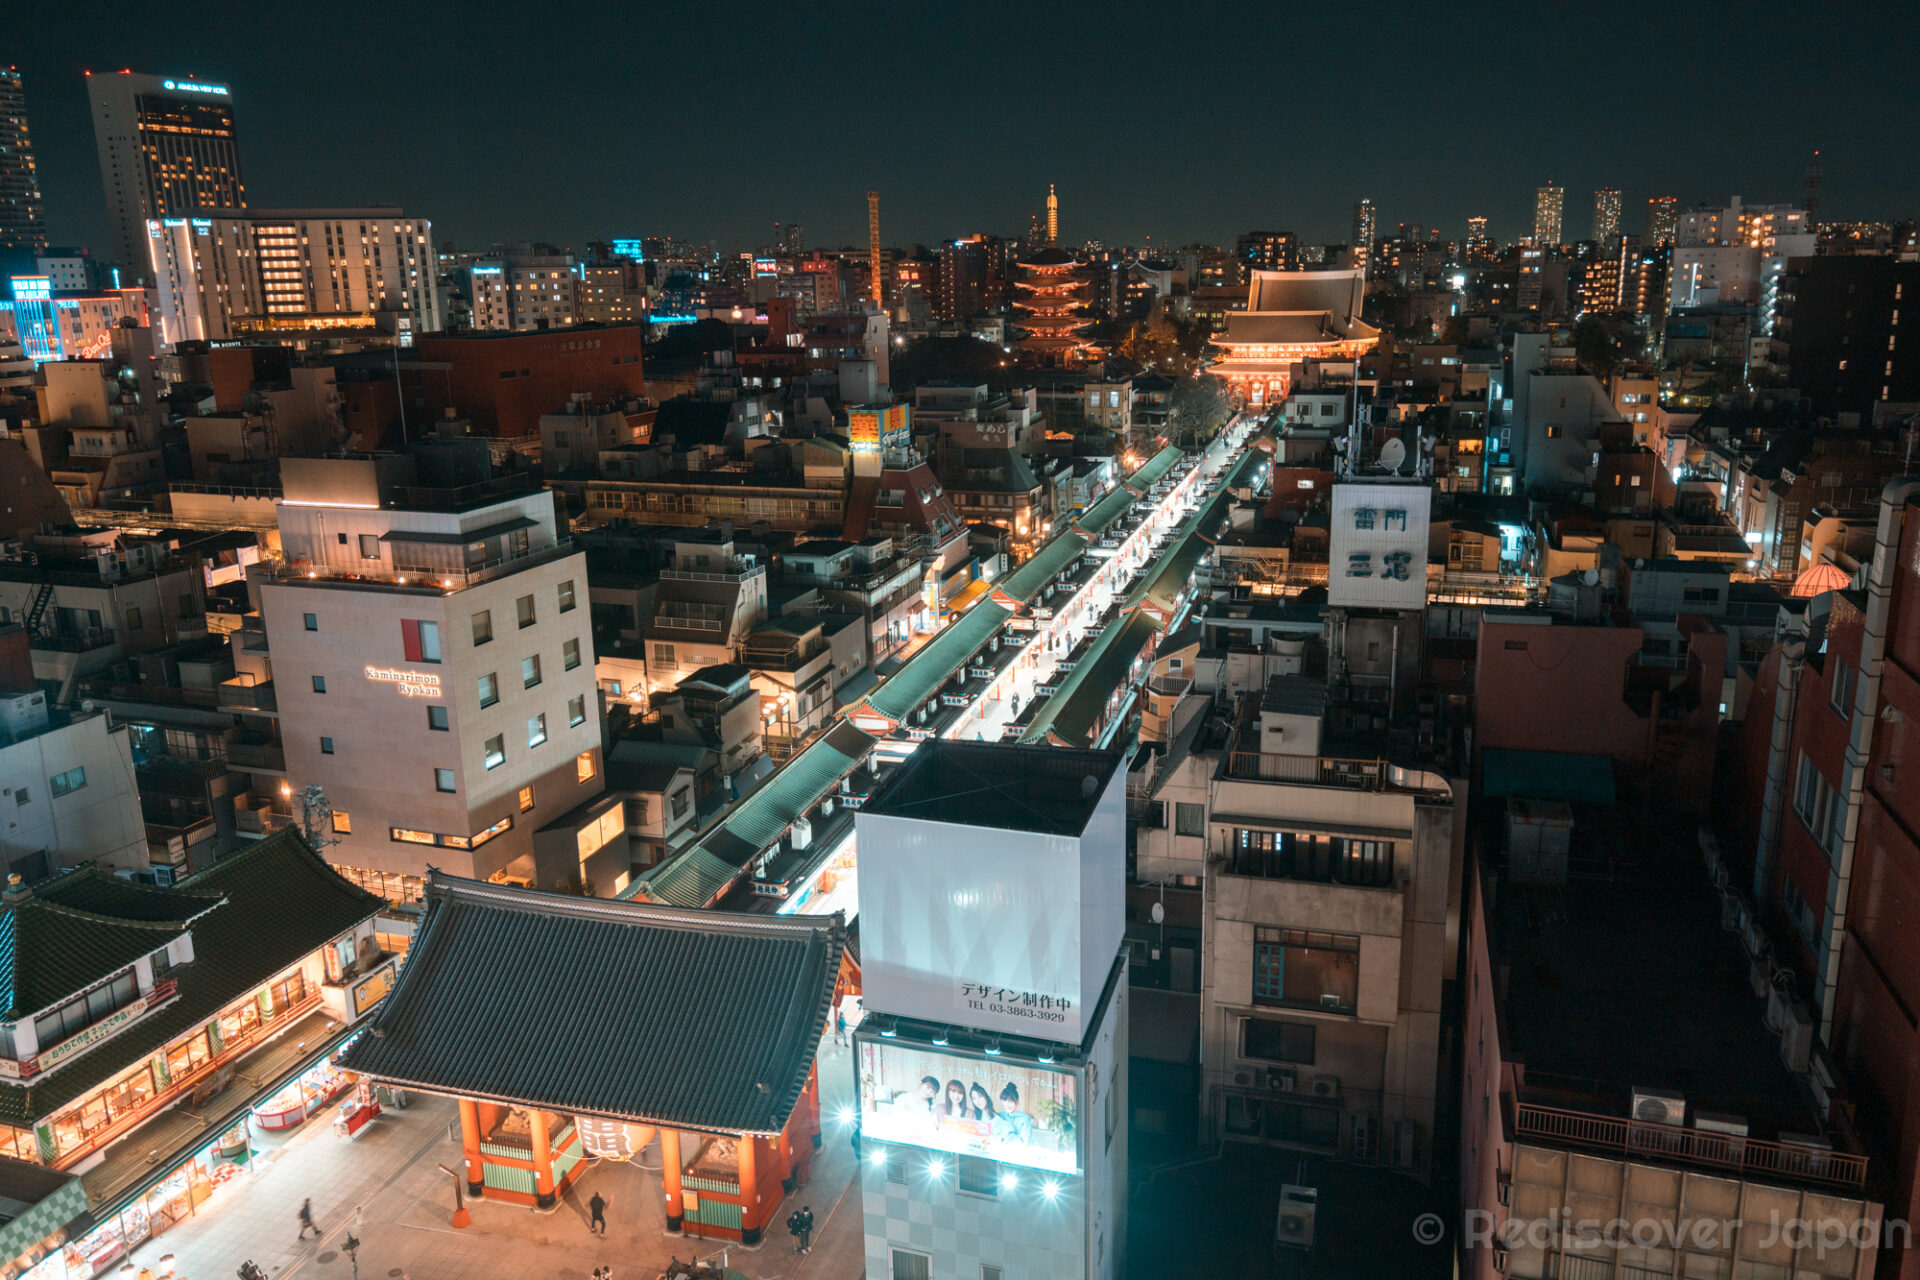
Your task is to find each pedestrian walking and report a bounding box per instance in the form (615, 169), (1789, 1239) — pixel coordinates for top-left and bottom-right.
(798, 1204), (814, 1253)
(588, 1190), (608, 1236)
(833, 1008), (848, 1046)
(297, 1199), (317, 1240)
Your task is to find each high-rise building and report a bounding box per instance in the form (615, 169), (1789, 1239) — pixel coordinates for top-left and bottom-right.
(1532, 183), (1564, 247)
(87, 71), (246, 283)
(1233, 230), (1299, 274)
(1351, 199), (1376, 280)
(1644, 196), (1678, 247)
(1465, 215), (1491, 263)
(938, 237), (988, 321)
(0, 68), (47, 256)
(148, 208), (439, 346)
(1776, 255), (1920, 418)
(1592, 186), (1621, 241)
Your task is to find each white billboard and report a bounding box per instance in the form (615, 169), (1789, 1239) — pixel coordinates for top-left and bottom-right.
(854, 769), (1125, 1045)
(1327, 482), (1430, 610)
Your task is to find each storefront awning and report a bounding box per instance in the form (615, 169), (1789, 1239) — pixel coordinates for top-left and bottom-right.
(81, 1009), (353, 1215)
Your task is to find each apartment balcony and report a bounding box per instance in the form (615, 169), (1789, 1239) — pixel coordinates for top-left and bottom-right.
(660, 559), (767, 585)
(389, 537), (576, 590)
(218, 678), (277, 712)
(226, 739), (287, 773)
(33, 627), (117, 653)
(1223, 751), (1395, 790)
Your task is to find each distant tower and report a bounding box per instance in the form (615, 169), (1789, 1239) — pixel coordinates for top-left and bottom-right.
(867, 190), (882, 307)
(0, 68), (48, 256)
(1804, 149), (1823, 222)
(1532, 182), (1565, 247)
(1592, 187), (1621, 241)
(1351, 199), (1376, 279)
(1644, 195), (1678, 247)
(1466, 215), (1491, 262)
(1046, 184), (1059, 246)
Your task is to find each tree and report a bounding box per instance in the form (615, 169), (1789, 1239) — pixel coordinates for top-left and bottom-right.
(889, 335), (1014, 394)
(643, 319), (736, 376)
(1573, 316), (1618, 379)
(1165, 375), (1232, 447)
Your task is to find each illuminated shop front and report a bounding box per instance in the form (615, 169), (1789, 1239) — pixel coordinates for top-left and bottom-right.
(343, 875), (847, 1244)
(0, 830), (389, 1276)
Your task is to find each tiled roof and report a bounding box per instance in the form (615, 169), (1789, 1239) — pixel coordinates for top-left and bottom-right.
(0, 829), (383, 1125)
(861, 603), (1011, 722)
(0, 896), (191, 1022)
(339, 876), (845, 1135)
(1020, 612), (1159, 748)
(627, 721), (878, 909)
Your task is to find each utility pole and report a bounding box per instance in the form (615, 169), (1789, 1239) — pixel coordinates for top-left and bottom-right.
(300, 784), (336, 853)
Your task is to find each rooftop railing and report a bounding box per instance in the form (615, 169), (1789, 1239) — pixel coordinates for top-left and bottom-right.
(1513, 1101), (1867, 1190)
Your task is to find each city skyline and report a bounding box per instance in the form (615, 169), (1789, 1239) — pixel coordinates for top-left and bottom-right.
(6, 0), (1911, 262)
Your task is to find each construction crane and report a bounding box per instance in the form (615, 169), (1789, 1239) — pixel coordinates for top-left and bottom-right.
(867, 190), (883, 307)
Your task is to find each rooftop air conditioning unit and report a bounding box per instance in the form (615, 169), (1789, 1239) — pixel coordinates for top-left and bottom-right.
(1779, 1132), (1832, 1177)
(1310, 1074), (1339, 1099)
(1273, 1185), (1317, 1251)
(1232, 1068), (1255, 1088)
(1349, 1112), (1372, 1161)
(1748, 955), (1773, 999)
(1630, 1087), (1686, 1128)
(1742, 915), (1768, 958)
(1266, 1067), (1296, 1093)
(789, 817), (812, 852)
(1691, 1111), (1749, 1163)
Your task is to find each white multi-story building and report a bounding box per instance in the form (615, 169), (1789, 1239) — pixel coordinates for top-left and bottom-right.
(466, 248), (579, 331)
(147, 208), (439, 346)
(854, 741), (1129, 1280)
(256, 450), (622, 901)
(0, 638), (146, 878)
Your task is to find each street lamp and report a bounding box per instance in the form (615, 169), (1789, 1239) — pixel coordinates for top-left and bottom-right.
(435, 1162), (473, 1228)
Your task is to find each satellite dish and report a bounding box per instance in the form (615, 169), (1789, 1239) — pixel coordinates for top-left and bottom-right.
(1583, 568), (1601, 586)
(1150, 902), (1165, 925)
(1378, 438), (1408, 472)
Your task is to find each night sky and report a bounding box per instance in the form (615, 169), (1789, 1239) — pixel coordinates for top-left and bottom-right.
(11, 0), (1915, 260)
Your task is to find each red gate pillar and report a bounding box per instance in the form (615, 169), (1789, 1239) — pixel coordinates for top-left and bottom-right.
(458, 1098), (484, 1196)
(738, 1133), (762, 1245)
(661, 1127), (684, 1233)
(530, 1109), (556, 1209)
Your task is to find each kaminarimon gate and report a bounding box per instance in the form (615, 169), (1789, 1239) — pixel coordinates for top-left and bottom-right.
(340, 875), (849, 1244)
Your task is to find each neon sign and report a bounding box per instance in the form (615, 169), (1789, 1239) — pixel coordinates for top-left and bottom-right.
(162, 79), (229, 96)
(364, 666), (442, 697)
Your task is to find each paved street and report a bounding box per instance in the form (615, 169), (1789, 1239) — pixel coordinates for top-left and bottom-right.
(126, 1032), (865, 1280)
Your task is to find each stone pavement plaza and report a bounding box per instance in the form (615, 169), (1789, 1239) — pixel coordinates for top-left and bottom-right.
(127, 1033), (866, 1280)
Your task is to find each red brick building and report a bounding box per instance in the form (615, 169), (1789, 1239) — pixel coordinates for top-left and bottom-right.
(1731, 480), (1920, 1278)
(406, 324), (646, 438)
